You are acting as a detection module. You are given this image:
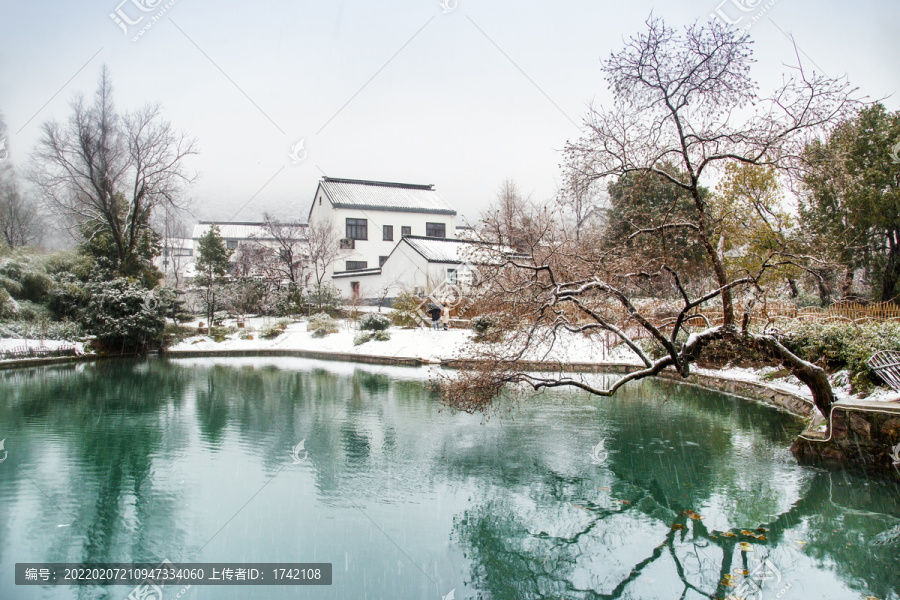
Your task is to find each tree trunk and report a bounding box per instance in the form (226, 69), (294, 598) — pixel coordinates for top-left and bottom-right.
(746, 332), (834, 416)
(840, 265), (854, 300)
(881, 236), (900, 303)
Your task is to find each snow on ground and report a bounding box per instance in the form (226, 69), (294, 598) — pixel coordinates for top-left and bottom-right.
(4, 314), (896, 405)
(170, 316), (647, 365)
(172, 317), (469, 362)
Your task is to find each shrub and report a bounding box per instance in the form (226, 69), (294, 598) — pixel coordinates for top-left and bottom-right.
(372, 330), (390, 342)
(0, 319), (82, 341)
(79, 279), (167, 353)
(261, 320), (288, 339)
(359, 313), (390, 331)
(353, 332), (373, 346)
(0, 288), (18, 320)
(14, 300), (53, 322)
(390, 290), (424, 327)
(780, 320), (900, 391)
(308, 312), (339, 337)
(470, 314), (501, 342)
(304, 283), (343, 315)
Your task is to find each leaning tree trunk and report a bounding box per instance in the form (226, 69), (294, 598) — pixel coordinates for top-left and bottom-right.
(745, 332), (834, 416)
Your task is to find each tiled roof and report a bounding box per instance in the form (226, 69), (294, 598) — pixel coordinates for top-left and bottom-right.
(399, 236), (488, 264)
(319, 178), (456, 215)
(192, 222), (307, 241)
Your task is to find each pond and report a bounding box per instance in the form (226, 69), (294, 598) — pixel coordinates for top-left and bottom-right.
(0, 357), (898, 600)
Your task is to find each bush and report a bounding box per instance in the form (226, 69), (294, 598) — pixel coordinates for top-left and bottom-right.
(470, 314), (501, 342)
(373, 330), (390, 342)
(261, 320), (289, 339)
(308, 312), (339, 337)
(0, 287), (18, 320)
(79, 279), (167, 353)
(0, 319), (82, 341)
(390, 290), (424, 327)
(359, 313), (390, 332)
(304, 283), (343, 315)
(780, 320), (900, 391)
(353, 332), (373, 346)
(14, 300), (53, 322)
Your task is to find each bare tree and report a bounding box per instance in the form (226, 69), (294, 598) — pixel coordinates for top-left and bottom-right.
(305, 217), (344, 285)
(30, 66), (197, 278)
(253, 212), (308, 284)
(0, 113), (42, 248)
(441, 17), (859, 422)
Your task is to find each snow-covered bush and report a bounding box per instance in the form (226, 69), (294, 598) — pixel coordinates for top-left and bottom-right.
(304, 283), (343, 315)
(353, 330), (390, 346)
(781, 320), (900, 391)
(308, 312), (339, 337)
(79, 279), (167, 352)
(260, 320), (289, 339)
(0, 319), (82, 341)
(359, 313), (390, 332)
(0, 287), (18, 320)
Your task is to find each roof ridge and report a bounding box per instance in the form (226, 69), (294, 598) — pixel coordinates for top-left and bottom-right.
(323, 177), (434, 190)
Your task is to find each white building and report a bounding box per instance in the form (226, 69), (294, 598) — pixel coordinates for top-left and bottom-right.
(307, 177), (458, 297)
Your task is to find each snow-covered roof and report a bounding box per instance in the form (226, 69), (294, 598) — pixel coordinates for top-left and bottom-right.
(192, 222), (306, 241)
(318, 177), (456, 215)
(397, 236), (490, 264)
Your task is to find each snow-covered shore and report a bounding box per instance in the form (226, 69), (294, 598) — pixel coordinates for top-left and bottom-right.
(3, 316), (897, 407)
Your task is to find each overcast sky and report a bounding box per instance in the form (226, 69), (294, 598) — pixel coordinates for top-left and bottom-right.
(1, 0), (898, 227)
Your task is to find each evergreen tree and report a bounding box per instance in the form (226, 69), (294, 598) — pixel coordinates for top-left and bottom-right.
(195, 224), (233, 327)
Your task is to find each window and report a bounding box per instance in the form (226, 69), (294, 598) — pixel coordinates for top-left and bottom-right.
(425, 223), (446, 238)
(346, 261), (368, 271)
(383, 225), (393, 241)
(401, 226), (411, 237)
(346, 218), (367, 240)
(350, 282), (360, 297)
(226, 240), (238, 249)
(379, 256), (389, 267)
(447, 268), (457, 284)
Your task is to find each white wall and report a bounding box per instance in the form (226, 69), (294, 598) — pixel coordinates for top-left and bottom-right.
(307, 184), (457, 290)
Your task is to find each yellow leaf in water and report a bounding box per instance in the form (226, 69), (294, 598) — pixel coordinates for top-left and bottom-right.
(722, 532), (737, 538)
(740, 530), (755, 536)
(672, 524), (685, 530)
(739, 542), (753, 552)
(756, 535), (768, 541)
(689, 514), (702, 520)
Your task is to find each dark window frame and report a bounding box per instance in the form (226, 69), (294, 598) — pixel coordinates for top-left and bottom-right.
(401, 226), (411, 237)
(346, 260), (368, 271)
(425, 222), (446, 238)
(383, 225), (393, 241)
(346, 218), (368, 240)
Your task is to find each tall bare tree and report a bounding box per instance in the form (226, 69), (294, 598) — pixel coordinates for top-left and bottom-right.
(0, 113), (42, 248)
(442, 17), (858, 422)
(31, 66), (197, 280)
(304, 217), (344, 285)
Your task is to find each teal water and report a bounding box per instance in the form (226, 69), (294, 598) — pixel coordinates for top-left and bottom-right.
(0, 357), (898, 600)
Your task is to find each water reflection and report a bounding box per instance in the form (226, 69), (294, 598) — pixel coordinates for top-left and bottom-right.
(0, 358), (897, 600)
